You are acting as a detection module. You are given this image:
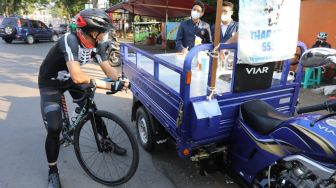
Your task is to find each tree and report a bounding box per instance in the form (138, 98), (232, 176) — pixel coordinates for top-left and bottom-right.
(55, 0), (87, 21)
(0, 0), (123, 18)
(0, 0), (49, 16)
(109, 0), (122, 6)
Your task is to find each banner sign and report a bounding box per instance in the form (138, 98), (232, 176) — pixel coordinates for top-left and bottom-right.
(166, 22), (180, 40)
(238, 0), (301, 64)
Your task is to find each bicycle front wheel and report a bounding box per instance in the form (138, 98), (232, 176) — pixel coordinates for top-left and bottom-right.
(74, 110), (139, 186)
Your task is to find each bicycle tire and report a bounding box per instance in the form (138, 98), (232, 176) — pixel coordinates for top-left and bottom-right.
(74, 110), (139, 186)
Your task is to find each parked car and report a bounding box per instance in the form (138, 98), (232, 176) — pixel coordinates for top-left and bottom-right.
(56, 24), (68, 35)
(0, 16), (59, 44)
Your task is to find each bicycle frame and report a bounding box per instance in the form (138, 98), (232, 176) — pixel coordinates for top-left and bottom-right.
(60, 87), (103, 152)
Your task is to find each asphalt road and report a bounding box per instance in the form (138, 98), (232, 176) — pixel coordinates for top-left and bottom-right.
(0, 39), (328, 188)
(0, 39), (241, 188)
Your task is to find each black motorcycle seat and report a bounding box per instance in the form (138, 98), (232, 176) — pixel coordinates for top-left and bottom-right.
(240, 100), (292, 135)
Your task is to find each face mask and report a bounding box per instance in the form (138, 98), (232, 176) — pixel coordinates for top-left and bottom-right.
(100, 33), (109, 43)
(191, 10), (201, 20)
(77, 30), (95, 49)
(221, 13), (231, 22)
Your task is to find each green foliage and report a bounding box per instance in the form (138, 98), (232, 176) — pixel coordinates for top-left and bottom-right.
(0, 0), (235, 24)
(54, 0), (87, 20)
(109, 0), (122, 5)
(0, 0), (50, 15)
(0, 0), (123, 19)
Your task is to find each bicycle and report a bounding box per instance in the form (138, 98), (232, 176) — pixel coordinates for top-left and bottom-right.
(58, 82), (139, 186)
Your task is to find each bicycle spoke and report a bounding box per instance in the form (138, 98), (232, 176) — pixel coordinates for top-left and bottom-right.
(101, 154), (113, 180)
(75, 111), (139, 185)
(95, 155), (104, 177)
(110, 129), (125, 142)
(80, 135), (97, 144)
(83, 150), (99, 164)
(107, 118), (118, 138)
(108, 153), (121, 179)
(89, 151), (100, 171)
(83, 126), (93, 139)
(109, 154), (132, 168)
(104, 153), (113, 180)
(80, 150), (97, 154)
(78, 143), (98, 151)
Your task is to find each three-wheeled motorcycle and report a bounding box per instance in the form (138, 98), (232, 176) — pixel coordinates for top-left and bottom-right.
(117, 0), (335, 186)
(120, 41), (336, 187)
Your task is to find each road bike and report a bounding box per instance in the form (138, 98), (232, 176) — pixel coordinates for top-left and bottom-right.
(59, 83), (139, 186)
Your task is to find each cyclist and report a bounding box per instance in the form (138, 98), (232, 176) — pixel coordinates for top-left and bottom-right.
(38, 8), (128, 188)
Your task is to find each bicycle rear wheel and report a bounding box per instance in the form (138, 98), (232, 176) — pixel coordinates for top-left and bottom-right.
(74, 110), (139, 186)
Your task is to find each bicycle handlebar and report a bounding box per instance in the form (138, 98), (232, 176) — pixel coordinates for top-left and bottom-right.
(69, 84), (96, 103)
(70, 77), (131, 103)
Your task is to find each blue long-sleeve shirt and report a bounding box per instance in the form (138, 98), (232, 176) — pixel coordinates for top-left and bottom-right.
(175, 19), (212, 52)
(211, 20), (238, 43)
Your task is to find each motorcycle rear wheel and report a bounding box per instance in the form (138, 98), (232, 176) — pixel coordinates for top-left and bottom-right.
(108, 52), (120, 67)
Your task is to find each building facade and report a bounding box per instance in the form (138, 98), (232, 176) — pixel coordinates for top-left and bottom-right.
(299, 0), (336, 48)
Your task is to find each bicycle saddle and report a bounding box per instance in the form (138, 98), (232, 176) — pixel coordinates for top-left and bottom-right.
(240, 100), (292, 135)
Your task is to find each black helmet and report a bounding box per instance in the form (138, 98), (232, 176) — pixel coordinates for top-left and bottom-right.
(76, 8), (111, 33)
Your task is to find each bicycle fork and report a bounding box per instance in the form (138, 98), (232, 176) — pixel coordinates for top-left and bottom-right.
(89, 107), (109, 152)
(90, 112), (104, 152)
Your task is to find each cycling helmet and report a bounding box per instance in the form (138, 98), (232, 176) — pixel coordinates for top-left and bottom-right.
(76, 8), (111, 33)
(317, 32), (328, 40)
(75, 8), (111, 48)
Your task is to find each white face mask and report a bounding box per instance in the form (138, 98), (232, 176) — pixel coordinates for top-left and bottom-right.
(221, 13), (231, 22)
(98, 32), (109, 43)
(191, 10), (201, 20)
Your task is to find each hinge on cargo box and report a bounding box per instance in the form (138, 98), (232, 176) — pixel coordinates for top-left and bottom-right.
(176, 101), (184, 127)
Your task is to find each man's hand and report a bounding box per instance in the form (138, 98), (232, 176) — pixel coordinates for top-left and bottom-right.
(181, 47), (189, 55)
(110, 78), (130, 94)
(219, 49), (229, 63)
(118, 77), (130, 90)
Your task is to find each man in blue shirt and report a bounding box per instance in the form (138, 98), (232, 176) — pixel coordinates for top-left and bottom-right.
(211, 1), (238, 43)
(176, 1), (212, 54)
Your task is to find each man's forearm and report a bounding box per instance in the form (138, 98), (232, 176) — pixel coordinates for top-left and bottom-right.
(100, 60), (119, 80)
(94, 78), (111, 90)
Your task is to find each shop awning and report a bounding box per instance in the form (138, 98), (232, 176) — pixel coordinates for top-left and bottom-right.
(105, 0), (214, 19)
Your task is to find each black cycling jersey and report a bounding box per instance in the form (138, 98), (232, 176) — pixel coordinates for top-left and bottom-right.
(38, 33), (94, 88)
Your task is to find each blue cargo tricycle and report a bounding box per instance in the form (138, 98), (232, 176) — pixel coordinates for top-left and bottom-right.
(120, 42), (336, 187)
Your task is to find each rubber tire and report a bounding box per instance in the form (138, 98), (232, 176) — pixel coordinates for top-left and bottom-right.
(26, 35), (34, 44)
(4, 38), (13, 43)
(51, 34), (58, 42)
(74, 110), (139, 186)
(108, 52), (121, 67)
(136, 106), (155, 152)
(4, 25), (16, 35)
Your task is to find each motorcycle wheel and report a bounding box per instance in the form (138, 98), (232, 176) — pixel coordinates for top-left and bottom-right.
(108, 52), (121, 67)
